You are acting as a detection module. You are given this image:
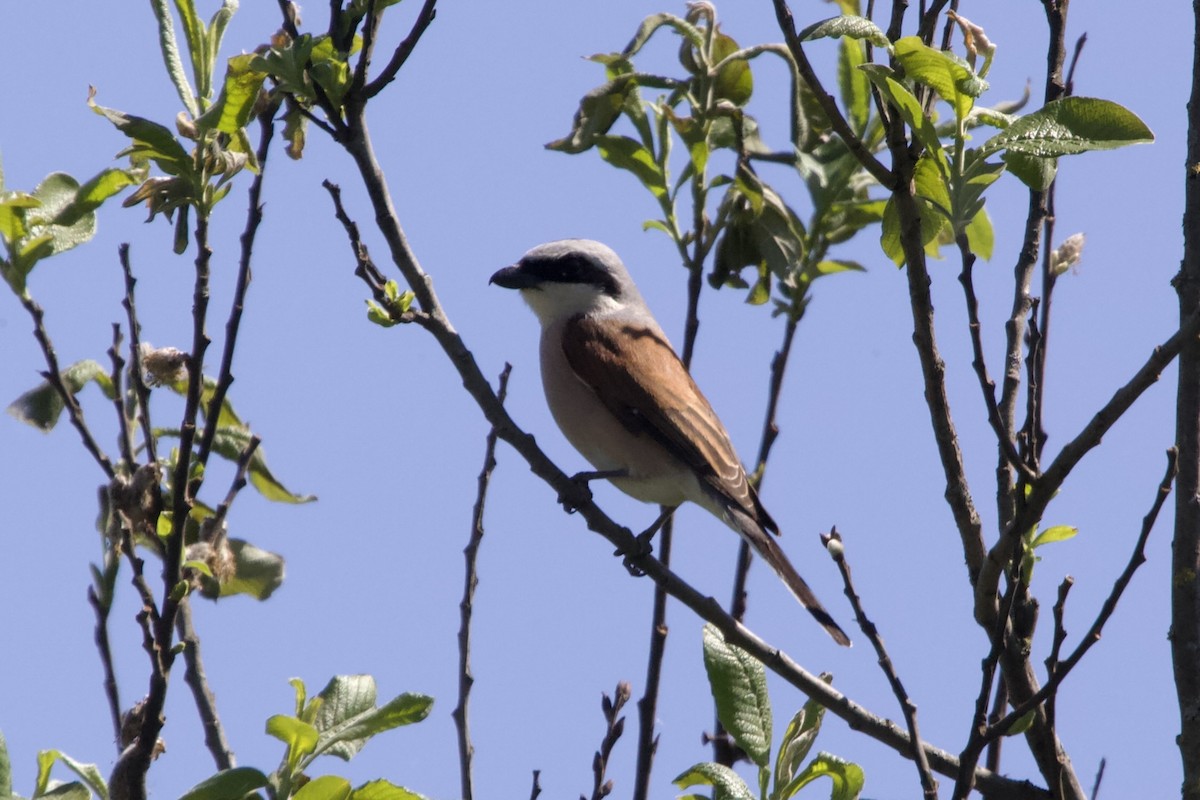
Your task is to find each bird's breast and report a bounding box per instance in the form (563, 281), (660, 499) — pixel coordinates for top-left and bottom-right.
(538, 320), (697, 507)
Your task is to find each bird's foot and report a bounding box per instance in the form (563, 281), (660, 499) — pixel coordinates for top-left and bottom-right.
(558, 469), (626, 514)
(616, 506), (676, 576)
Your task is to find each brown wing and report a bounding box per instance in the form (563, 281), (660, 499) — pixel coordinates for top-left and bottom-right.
(562, 314), (777, 534)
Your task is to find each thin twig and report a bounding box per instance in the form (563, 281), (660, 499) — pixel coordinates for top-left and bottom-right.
(120, 245), (157, 466)
(825, 528), (938, 800)
(984, 676), (1007, 774)
(88, 583), (123, 751)
(19, 294), (115, 478)
(529, 770), (542, 800)
(1044, 577), (1074, 733)
(957, 237), (1037, 481)
(1089, 758), (1106, 800)
(175, 601), (235, 770)
(109, 324), (136, 467)
(454, 364), (512, 800)
(197, 101), (278, 470)
(586, 683), (630, 800)
(984, 449), (1177, 743)
(363, 0), (438, 98)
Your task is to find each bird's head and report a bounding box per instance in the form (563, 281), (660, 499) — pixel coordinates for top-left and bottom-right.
(490, 239), (644, 325)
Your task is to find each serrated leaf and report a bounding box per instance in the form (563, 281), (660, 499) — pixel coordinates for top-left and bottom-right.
(312, 677), (433, 762)
(351, 780), (428, 800)
(894, 36), (987, 119)
(981, 97), (1153, 158)
(673, 762), (755, 800)
(7, 360), (115, 431)
(702, 625), (772, 767)
(294, 776), (352, 800)
(799, 15), (890, 49)
(177, 768), (269, 800)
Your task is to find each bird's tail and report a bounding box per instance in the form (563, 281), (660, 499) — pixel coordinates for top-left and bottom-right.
(728, 509), (852, 647)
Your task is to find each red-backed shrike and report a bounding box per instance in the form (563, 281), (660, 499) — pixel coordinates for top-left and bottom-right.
(491, 239), (850, 646)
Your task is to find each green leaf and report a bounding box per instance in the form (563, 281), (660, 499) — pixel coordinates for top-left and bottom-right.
(623, 13), (704, 60)
(673, 762), (755, 800)
(178, 768), (269, 800)
(204, 426), (316, 504)
(838, 37), (870, 134)
(294, 776), (352, 800)
(964, 206), (994, 260)
(7, 360), (116, 432)
(859, 65), (944, 164)
(1006, 708), (1036, 736)
(0, 731), (11, 799)
(199, 539), (286, 601)
(701, 625), (772, 767)
(33, 752), (105, 800)
(266, 715), (319, 771)
(1032, 525), (1078, 548)
(799, 15), (890, 49)
(813, 259), (867, 276)
(775, 692), (828, 792)
(311, 676), (433, 762)
(1003, 151), (1057, 191)
(89, 91), (193, 178)
(38, 784), (87, 800)
(55, 169), (139, 228)
(195, 54), (268, 136)
(981, 97), (1154, 158)
(893, 36), (987, 119)
(351, 780), (429, 800)
(546, 76), (638, 154)
(780, 753), (865, 800)
(712, 32), (753, 107)
(594, 135), (667, 199)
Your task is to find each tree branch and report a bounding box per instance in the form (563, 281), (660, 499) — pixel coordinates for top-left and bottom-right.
(454, 364), (511, 800)
(826, 528), (938, 800)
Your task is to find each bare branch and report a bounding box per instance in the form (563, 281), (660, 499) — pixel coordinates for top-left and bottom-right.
(19, 294), (115, 479)
(175, 601), (235, 770)
(120, 245), (157, 466)
(197, 102), (279, 471)
(363, 0), (438, 98)
(826, 528), (938, 800)
(454, 364), (512, 800)
(586, 683), (630, 800)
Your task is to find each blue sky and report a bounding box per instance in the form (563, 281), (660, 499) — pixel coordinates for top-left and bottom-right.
(0, 3), (1189, 799)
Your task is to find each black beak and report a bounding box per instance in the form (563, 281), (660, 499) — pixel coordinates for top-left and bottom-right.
(489, 264), (537, 289)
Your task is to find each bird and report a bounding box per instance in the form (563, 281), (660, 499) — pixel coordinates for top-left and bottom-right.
(490, 239), (851, 647)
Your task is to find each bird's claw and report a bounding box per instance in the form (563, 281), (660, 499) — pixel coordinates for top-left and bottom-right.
(617, 531), (653, 576)
(557, 471), (597, 514)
